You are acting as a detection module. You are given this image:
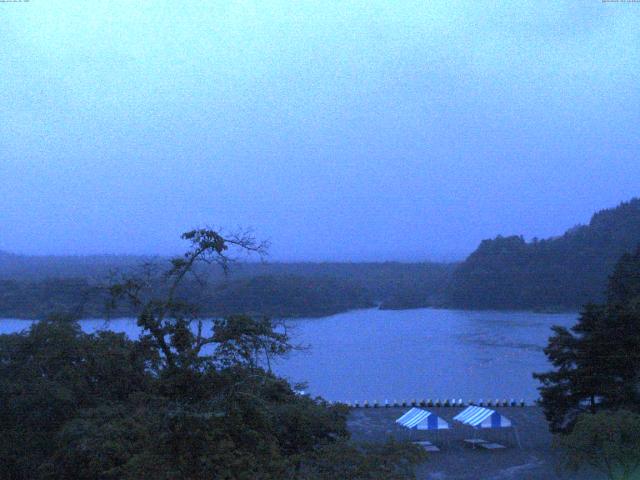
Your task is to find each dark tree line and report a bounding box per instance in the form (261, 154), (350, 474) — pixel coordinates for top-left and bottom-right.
(4, 198), (639, 316)
(0, 275), (374, 320)
(0, 262), (454, 320)
(535, 246), (640, 433)
(448, 198), (640, 310)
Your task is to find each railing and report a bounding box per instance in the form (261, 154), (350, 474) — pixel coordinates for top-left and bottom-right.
(343, 398), (529, 408)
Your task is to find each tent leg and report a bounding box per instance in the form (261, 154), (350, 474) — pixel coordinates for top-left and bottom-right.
(513, 427), (522, 450)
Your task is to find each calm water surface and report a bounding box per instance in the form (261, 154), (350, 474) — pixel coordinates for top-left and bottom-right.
(0, 308), (577, 402)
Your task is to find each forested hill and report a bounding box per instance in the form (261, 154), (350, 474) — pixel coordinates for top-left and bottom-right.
(6, 198), (638, 316)
(448, 198), (640, 310)
(0, 258), (455, 319)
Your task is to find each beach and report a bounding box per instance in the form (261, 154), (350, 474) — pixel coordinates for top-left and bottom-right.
(348, 406), (602, 480)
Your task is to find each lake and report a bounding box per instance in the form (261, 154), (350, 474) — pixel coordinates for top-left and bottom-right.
(0, 308), (577, 403)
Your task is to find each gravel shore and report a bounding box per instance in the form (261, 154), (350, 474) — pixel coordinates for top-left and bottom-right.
(348, 406), (603, 480)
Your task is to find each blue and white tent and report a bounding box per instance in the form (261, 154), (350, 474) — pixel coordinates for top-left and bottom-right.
(396, 408), (450, 430)
(453, 406), (512, 429)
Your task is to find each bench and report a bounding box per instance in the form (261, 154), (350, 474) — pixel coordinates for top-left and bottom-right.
(412, 440), (440, 452)
(463, 438), (487, 447)
(479, 442), (506, 450)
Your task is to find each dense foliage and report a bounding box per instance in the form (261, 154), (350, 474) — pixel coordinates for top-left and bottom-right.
(0, 230), (426, 479)
(534, 246), (640, 432)
(0, 262), (454, 319)
(556, 410), (640, 480)
(448, 198), (640, 310)
(0, 318), (402, 479)
(0, 275), (374, 320)
(202, 275), (373, 318)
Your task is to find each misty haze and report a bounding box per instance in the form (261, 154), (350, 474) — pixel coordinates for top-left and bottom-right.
(2, 2), (640, 480)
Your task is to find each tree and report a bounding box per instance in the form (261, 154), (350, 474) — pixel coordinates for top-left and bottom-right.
(0, 228), (426, 479)
(448, 198), (640, 310)
(297, 440), (427, 480)
(212, 314), (291, 372)
(0, 315), (149, 480)
(109, 228), (268, 372)
(557, 410), (640, 480)
(534, 246), (640, 432)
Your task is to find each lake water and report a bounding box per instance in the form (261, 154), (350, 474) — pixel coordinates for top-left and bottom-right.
(0, 308), (577, 403)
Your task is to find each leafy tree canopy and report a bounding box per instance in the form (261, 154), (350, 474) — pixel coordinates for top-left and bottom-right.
(0, 229), (425, 480)
(449, 198), (640, 310)
(535, 246), (640, 432)
(557, 410), (640, 480)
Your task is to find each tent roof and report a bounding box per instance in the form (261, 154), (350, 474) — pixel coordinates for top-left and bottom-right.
(453, 406), (512, 429)
(395, 407), (449, 430)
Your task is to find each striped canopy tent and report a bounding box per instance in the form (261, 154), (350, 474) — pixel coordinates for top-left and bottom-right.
(396, 408), (449, 430)
(453, 406), (512, 429)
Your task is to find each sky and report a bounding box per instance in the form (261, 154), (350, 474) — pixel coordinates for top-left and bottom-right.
(1, 1), (639, 261)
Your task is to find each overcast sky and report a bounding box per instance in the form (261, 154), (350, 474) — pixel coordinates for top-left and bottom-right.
(2, 1), (639, 261)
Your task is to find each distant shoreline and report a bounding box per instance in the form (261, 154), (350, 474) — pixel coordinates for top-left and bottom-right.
(0, 305), (580, 323)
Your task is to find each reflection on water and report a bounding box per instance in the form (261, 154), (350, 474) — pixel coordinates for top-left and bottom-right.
(0, 308), (577, 402)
